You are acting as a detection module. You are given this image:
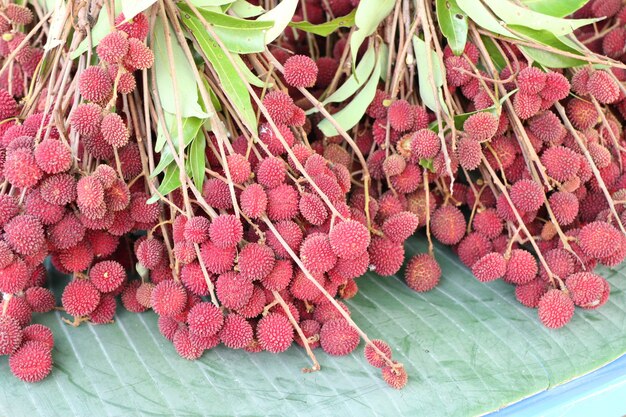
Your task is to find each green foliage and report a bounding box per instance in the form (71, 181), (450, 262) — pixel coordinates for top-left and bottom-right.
(350, 0), (395, 66)
(519, 0), (590, 18)
(513, 26), (587, 68)
(180, 12), (257, 131)
(413, 36), (448, 115)
(481, 36), (507, 72)
(187, 131), (207, 190)
(288, 9), (356, 36)
(256, 0), (298, 44)
(456, 0), (518, 38)
(147, 164), (181, 204)
(178, 4), (273, 53)
(436, 0), (468, 56)
(153, 19), (209, 119)
(230, 0), (265, 18)
(317, 48), (383, 137)
(121, 0), (156, 20)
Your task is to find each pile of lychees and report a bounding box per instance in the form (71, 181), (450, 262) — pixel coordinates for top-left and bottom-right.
(0, 0), (624, 392)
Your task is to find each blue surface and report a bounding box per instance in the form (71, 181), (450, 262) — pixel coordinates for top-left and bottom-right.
(491, 354), (626, 417)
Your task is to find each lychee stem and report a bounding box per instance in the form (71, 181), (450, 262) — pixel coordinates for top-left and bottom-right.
(272, 290), (320, 373)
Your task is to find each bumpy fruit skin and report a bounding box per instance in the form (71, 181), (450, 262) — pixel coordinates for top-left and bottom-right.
(101, 113), (129, 148)
(382, 363), (408, 389)
(320, 318), (359, 356)
(517, 67), (546, 94)
(300, 233), (337, 274)
(504, 249), (537, 285)
(89, 260), (126, 293)
(173, 327), (203, 361)
(283, 55), (318, 88)
(463, 112), (498, 142)
(578, 221), (621, 259)
(21, 324), (54, 350)
(96, 32), (129, 64)
(510, 179), (544, 213)
(257, 313), (293, 353)
(457, 136), (482, 170)
(364, 339), (393, 368)
(431, 205), (466, 245)
(216, 272), (253, 310)
(471, 252), (506, 282)
(328, 219), (370, 260)
(115, 13), (149, 40)
(404, 254), (441, 292)
(34, 139), (72, 174)
(187, 302), (223, 338)
(0, 315), (22, 355)
(515, 279), (548, 308)
(62, 279), (101, 317)
(368, 236), (404, 277)
(79, 66), (112, 102)
(587, 70), (620, 104)
(9, 341), (53, 383)
(239, 243), (276, 281)
(537, 289), (574, 329)
(262, 91), (294, 125)
(388, 100), (414, 132)
(566, 272), (607, 309)
(219, 314), (253, 349)
(151, 280), (187, 317)
(4, 214), (44, 256)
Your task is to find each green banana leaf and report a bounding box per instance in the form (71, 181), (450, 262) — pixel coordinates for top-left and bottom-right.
(1, 236), (625, 416)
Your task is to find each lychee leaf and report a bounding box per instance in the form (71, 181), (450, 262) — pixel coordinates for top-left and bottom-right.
(288, 9), (356, 37)
(317, 49), (381, 137)
(350, 0), (395, 67)
(413, 36), (449, 115)
(436, 0), (468, 56)
(511, 25), (587, 68)
(181, 13), (257, 132)
(519, 0), (589, 17)
(187, 131), (206, 190)
(419, 158), (435, 173)
(230, 0), (265, 18)
(483, 0), (601, 36)
(456, 0), (519, 39)
(177, 3), (273, 53)
(121, 0), (156, 21)
(256, 0), (299, 44)
(148, 163), (181, 204)
(481, 35), (507, 72)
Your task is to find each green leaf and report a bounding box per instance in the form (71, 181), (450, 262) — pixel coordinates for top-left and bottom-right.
(436, 0), (468, 56)
(456, 0), (519, 39)
(351, 0), (395, 66)
(187, 131), (207, 190)
(153, 19), (209, 119)
(419, 158), (435, 172)
(71, 0), (122, 59)
(4, 242), (626, 416)
(511, 25), (587, 68)
(200, 76), (222, 112)
(232, 54), (270, 88)
(483, 0), (600, 37)
(178, 4), (273, 53)
(148, 164), (181, 203)
(155, 115), (204, 153)
(413, 36), (449, 115)
(179, 13), (257, 131)
(188, 0), (232, 6)
(256, 0), (298, 44)
(230, 0), (265, 18)
(317, 52), (381, 137)
(317, 47), (376, 109)
(121, 0), (156, 20)
(480, 35), (507, 72)
(519, 0), (588, 17)
(152, 122), (202, 177)
(288, 9), (356, 36)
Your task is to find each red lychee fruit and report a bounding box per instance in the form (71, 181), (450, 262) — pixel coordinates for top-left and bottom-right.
(368, 236), (404, 276)
(537, 289), (574, 329)
(388, 100), (414, 132)
(121, 281), (147, 313)
(283, 55), (318, 88)
(9, 341), (52, 382)
(200, 239), (236, 274)
(566, 272), (607, 309)
(4, 147), (43, 189)
(578, 221), (621, 258)
(136, 238), (164, 269)
(471, 252), (506, 282)
(220, 314), (253, 349)
(77, 175), (104, 210)
(24, 287), (55, 313)
(457, 233), (492, 268)
(320, 318), (359, 356)
(238, 243), (276, 281)
(464, 112), (499, 142)
(262, 90), (294, 125)
(300, 233), (337, 274)
(364, 339), (393, 369)
(510, 179), (544, 213)
(216, 271), (253, 310)
(328, 219), (370, 260)
(587, 70), (620, 104)
(89, 293), (117, 324)
(97, 31), (129, 64)
(444, 56), (471, 87)
(382, 363), (408, 389)
(257, 156), (286, 189)
(430, 205), (466, 245)
(101, 113), (129, 148)
(382, 211), (419, 244)
(540, 145), (580, 182)
(517, 67), (546, 94)
(151, 280), (187, 317)
(187, 302), (223, 338)
(515, 278), (548, 308)
(21, 324), (54, 350)
(173, 327), (203, 360)
(257, 313), (293, 353)
(225, 153), (251, 184)
(566, 98), (598, 130)
(115, 13), (149, 40)
(239, 183), (267, 219)
(62, 279), (101, 317)
(410, 129), (441, 160)
(34, 139), (72, 174)
(4, 214), (44, 256)
(183, 216), (210, 245)
(472, 208), (503, 239)
(266, 184), (300, 221)
(0, 315), (22, 355)
(89, 260), (126, 293)
(123, 38), (154, 70)
(504, 249), (537, 285)
(79, 66), (112, 102)
(456, 136), (482, 170)
(539, 72), (570, 103)
(513, 92), (541, 120)
(548, 191), (579, 225)
(266, 220), (303, 259)
(405, 253), (441, 292)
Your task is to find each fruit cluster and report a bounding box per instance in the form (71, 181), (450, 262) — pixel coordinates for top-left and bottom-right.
(0, 0), (625, 392)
